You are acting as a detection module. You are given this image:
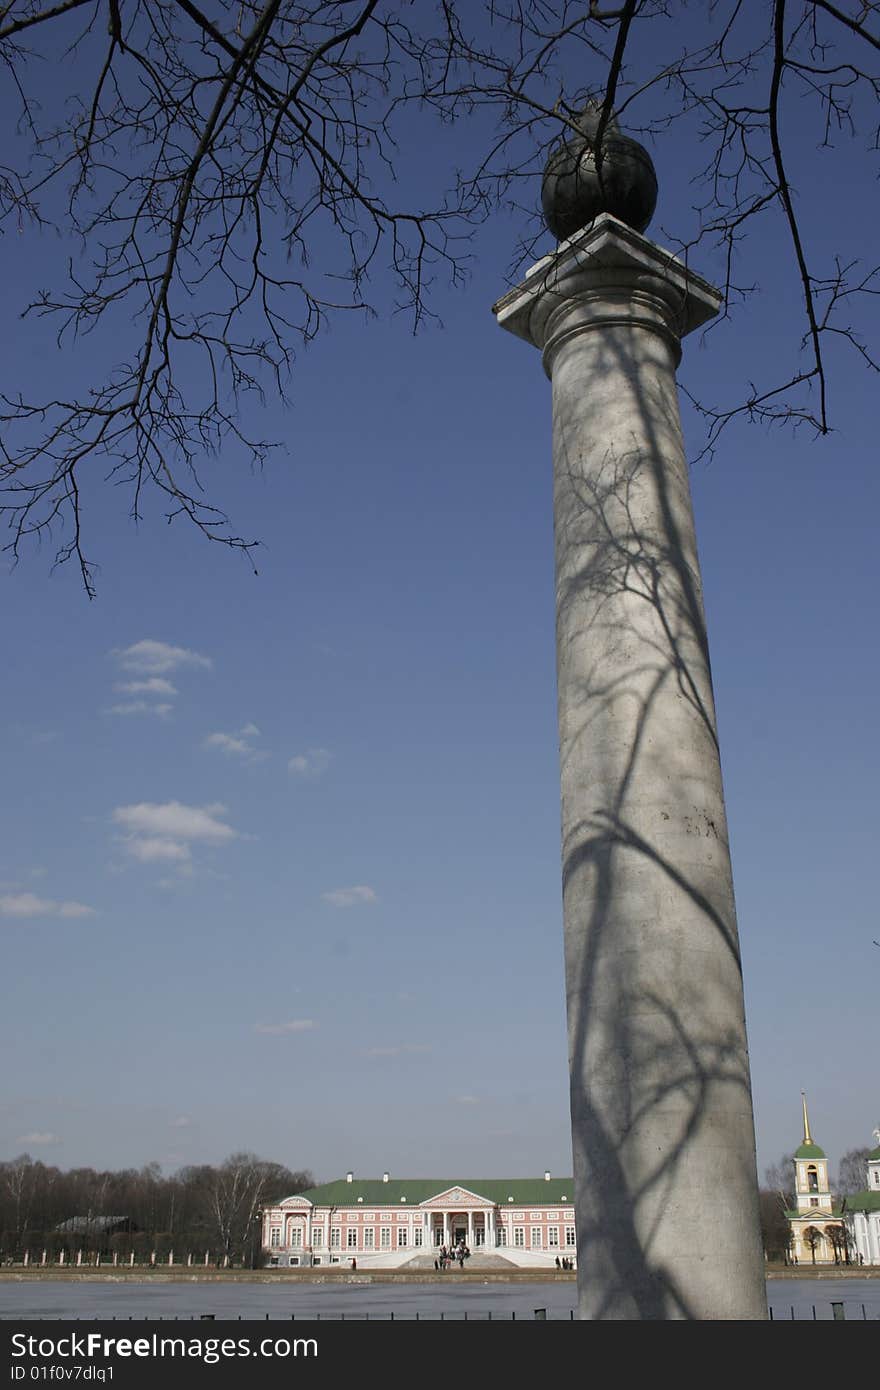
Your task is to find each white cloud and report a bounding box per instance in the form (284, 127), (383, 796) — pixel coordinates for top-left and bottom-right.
(169, 1116), (192, 1129)
(114, 801), (235, 843)
(254, 1019), (316, 1036)
(115, 678), (178, 697)
(106, 701), (173, 718)
(0, 893), (95, 920)
(16, 1132), (61, 1146)
(1, 894), (58, 917)
(204, 725), (263, 760)
(454, 1095), (480, 1106)
(321, 885), (377, 908)
(205, 733), (250, 756)
(58, 901), (96, 919)
(113, 801), (237, 866)
(288, 747), (331, 777)
(126, 837), (192, 864)
(114, 639), (212, 675)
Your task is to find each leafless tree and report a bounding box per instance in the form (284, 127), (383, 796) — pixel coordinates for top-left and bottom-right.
(1, 2), (878, 592)
(182, 1151), (309, 1261)
(758, 1188), (793, 1261)
(0, 1154), (40, 1242)
(836, 1146), (870, 1194)
(802, 1222), (823, 1263)
(764, 1153), (795, 1203)
(826, 1220), (849, 1264)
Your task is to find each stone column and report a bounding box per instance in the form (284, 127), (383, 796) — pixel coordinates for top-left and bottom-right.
(494, 212), (766, 1320)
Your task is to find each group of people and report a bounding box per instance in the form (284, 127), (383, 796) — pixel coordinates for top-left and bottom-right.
(554, 1255), (575, 1270)
(434, 1242), (470, 1270)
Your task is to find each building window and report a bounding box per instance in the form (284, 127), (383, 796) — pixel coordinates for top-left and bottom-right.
(397, 1228), (408, 1248)
(807, 1166), (819, 1193)
(347, 1228), (358, 1249)
(548, 1227), (559, 1247)
(513, 1227), (525, 1248)
(810, 1198), (819, 1208)
(270, 1228), (280, 1249)
(363, 1229), (374, 1249)
(530, 1227), (542, 1249)
(414, 1227), (423, 1247)
(290, 1227), (303, 1248)
(312, 1228), (323, 1247)
(381, 1227), (392, 1249)
(330, 1228), (341, 1250)
(565, 1227), (576, 1247)
(498, 1227), (507, 1247)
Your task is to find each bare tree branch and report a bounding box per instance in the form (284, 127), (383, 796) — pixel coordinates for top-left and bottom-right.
(0, 1), (877, 591)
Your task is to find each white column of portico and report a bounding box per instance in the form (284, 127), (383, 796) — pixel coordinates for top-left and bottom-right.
(467, 1211), (474, 1246)
(486, 1208), (495, 1247)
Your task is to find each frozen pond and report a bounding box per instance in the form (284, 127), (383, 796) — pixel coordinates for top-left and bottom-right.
(765, 1278), (878, 1321)
(1, 1279), (573, 1322)
(1, 1277), (877, 1321)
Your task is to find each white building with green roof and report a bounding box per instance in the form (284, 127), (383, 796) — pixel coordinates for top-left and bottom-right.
(842, 1132), (880, 1267)
(260, 1172), (577, 1268)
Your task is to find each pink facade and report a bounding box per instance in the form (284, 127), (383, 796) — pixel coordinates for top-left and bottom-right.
(261, 1176), (577, 1268)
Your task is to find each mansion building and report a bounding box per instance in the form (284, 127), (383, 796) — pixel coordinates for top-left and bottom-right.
(260, 1172), (577, 1269)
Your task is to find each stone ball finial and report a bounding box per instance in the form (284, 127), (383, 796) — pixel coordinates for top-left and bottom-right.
(541, 102), (658, 240)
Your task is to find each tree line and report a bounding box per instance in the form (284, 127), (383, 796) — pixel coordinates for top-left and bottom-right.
(0, 1152), (311, 1264)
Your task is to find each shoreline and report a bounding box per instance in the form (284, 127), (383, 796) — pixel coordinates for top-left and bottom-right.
(0, 1265), (876, 1285)
(0, 1268), (576, 1285)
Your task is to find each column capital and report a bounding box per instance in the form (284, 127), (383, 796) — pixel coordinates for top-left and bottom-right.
(493, 213), (721, 364)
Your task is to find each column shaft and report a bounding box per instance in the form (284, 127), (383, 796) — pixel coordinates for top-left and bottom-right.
(495, 216), (767, 1320)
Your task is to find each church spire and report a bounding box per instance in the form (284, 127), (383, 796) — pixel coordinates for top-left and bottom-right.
(801, 1091), (813, 1145)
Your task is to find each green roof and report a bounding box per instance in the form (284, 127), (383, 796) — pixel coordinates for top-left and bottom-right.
(793, 1143), (826, 1160)
(868, 1147), (880, 1162)
(842, 1191), (880, 1213)
(287, 1178), (575, 1208)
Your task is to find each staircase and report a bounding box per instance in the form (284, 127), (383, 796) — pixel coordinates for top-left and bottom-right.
(401, 1250), (518, 1271)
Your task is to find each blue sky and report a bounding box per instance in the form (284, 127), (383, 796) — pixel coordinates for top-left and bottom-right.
(1, 6), (878, 1187)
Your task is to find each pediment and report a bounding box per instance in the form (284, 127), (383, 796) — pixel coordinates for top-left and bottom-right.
(278, 1195), (312, 1210)
(422, 1186), (490, 1208)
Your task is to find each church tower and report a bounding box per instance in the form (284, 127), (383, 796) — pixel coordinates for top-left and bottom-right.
(787, 1094), (842, 1264)
(793, 1093), (832, 1215)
